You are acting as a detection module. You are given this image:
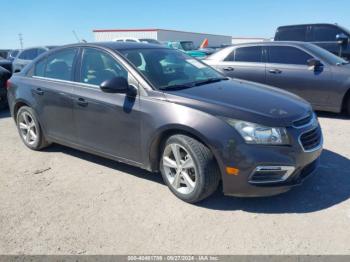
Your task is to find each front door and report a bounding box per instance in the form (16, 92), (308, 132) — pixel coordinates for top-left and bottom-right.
(73, 47), (142, 163)
(265, 45), (332, 107)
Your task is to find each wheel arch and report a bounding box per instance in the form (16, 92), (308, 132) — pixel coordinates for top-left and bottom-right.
(148, 125), (222, 174)
(13, 99), (32, 122)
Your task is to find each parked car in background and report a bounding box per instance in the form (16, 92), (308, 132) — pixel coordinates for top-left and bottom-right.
(205, 41), (350, 114)
(12, 46), (57, 73)
(7, 49), (19, 62)
(7, 42), (322, 203)
(0, 65), (11, 109)
(167, 41), (207, 58)
(114, 37), (161, 45)
(274, 23), (350, 60)
(0, 57), (13, 73)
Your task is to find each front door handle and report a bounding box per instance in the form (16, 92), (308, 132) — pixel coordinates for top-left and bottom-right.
(33, 88), (44, 95)
(76, 97), (88, 107)
(269, 69), (282, 74)
(223, 66), (235, 71)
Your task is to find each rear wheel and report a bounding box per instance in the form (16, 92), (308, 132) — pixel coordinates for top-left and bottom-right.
(16, 106), (50, 150)
(160, 135), (220, 203)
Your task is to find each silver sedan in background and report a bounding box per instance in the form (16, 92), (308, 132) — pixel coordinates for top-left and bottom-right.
(204, 41), (350, 114)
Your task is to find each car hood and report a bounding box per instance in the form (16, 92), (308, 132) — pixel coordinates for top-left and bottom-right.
(162, 79), (312, 127)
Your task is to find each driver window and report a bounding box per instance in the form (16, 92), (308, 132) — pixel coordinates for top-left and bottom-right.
(80, 48), (128, 86)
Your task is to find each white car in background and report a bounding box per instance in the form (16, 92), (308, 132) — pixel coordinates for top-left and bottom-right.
(12, 46), (57, 73)
(113, 37), (161, 45)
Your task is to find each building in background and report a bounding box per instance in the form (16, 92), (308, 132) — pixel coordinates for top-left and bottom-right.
(231, 37), (269, 45)
(93, 28), (232, 47)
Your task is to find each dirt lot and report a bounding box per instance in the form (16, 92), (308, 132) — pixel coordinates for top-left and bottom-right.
(0, 109), (349, 255)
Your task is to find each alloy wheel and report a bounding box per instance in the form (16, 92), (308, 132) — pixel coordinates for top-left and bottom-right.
(18, 111), (38, 146)
(162, 143), (197, 195)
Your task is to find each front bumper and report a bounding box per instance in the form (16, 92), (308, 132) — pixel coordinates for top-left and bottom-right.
(217, 117), (323, 197)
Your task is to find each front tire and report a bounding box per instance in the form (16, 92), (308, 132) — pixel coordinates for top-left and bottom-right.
(160, 135), (220, 203)
(16, 106), (50, 150)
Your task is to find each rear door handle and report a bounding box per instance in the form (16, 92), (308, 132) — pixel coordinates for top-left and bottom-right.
(33, 88), (44, 95)
(269, 69), (282, 74)
(223, 67), (235, 71)
(76, 97), (88, 107)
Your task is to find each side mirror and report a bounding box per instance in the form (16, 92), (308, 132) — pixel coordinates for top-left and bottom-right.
(336, 33), (349, 46)
(100, 77), (129, 93)
(307, 58), (323, 71)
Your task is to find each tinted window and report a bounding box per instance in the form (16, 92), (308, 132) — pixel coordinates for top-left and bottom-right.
(268, 46), (312, 65)
(275, 27), (307, 41)
(80, 48), (128, 86)
(18, 49), (38, 60)
(34, 59), (47, 77)
(45, 49), (77, 80)
(312, 25), (343, 41)
(225, 46), (262, 62)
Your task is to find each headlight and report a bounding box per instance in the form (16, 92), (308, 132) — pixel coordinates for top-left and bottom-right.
(223, 118), (289, 145)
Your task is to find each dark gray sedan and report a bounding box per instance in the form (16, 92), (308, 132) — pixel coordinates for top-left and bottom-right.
(205, 41), (350, 114)
(7, 42), (322, 203)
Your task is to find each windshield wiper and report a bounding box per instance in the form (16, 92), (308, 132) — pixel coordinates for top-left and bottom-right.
(159, 77), (229, 91)
(193, 77), (229, 86)
(158, 82), (195, 91)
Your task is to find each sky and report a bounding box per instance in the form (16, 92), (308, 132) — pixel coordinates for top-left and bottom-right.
(1, 0), (350, 49)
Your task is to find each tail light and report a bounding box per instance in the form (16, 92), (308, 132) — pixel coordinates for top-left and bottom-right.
(6, 80), (11, 89)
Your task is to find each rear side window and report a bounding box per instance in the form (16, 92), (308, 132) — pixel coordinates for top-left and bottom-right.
(225, 46), (262, 62)
(275, 27), (307, 41)
(44, 49), (77, 80)
(268, 46), (312, 65)
(311, 25), (344, 41)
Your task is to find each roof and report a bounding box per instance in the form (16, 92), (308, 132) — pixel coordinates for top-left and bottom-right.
(55, 42), (168, 51)
(231, 41), (313, 47)
(93, 28), (231, 37)
(277, 23), (339, 29)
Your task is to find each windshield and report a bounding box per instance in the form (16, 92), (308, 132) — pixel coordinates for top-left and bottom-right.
(303, 43), (349, 65)
(181, 42), (195, 51)
(120, 48), (224, 90)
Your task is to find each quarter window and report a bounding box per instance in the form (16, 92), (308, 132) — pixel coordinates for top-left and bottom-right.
(80, 48), (128, 86)
(268, 46), (312, 65)
(44, 49), (77, 81)
(34, 59), (47, 77)
(225, 46), (262, 62)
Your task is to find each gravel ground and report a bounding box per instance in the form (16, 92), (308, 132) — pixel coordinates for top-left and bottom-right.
(0, 109), (349, 255)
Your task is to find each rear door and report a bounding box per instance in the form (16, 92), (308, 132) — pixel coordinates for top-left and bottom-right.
(214, 46), (266, 83)
(265, 45), (332, 106)
(31, 48), (79, 142)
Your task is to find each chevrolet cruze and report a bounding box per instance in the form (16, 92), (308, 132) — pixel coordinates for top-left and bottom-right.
(7, 42), (323, 203)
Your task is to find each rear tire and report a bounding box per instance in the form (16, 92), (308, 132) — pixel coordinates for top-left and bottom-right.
(160, 135), (220, 203)
(16, 106), (50, 150)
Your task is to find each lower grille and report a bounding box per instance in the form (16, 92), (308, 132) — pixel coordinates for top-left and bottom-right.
(299, 127), (322, 151)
